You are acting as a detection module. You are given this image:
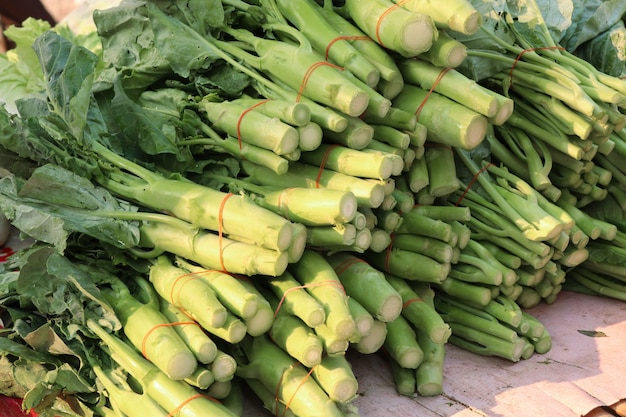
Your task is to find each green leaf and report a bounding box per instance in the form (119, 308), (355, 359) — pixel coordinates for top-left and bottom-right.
(153, 0), (226, 36)
(0, 176), (70, 252)
(0, 18), (50, 114)
(574, 21), (626, 77)
(32, 31), (99, 144)
(560, 0), (626, 49)
(0, 336), (60, 365)
(15, 246), (119, 330)
(0, 168), (141, 251)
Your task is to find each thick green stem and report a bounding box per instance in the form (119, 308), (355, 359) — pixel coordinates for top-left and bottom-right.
(344, 0), (437, 57)
(139, 220), (289, 276)
(87, 319), (237, 417)
(383, 315), (424, 369)
(394, 84), (488, 150)
(367, 247), (450, 284)
(386, 274), (451, 343)
(289, 250), (356, 340)
(328, 253), (403, 322)
(263, 271), (327, 328)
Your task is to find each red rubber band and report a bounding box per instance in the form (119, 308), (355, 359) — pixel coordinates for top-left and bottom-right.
(415, 66), (453, 121)
(169, 272), (202, 307)
(297, 61), (343, 102)
(218, 193), (234, 272)
(274, 280), (346, 318)
(454, 162), (495, 206)
(325, 35), (371, 61)
(508, 46), (565, 87)
(141, 321), (198, 359)
(375, 0), (410, 46)
(166, 393), (219, 417)
(315, 144), (339, 188)
(236, 99), (272, 155)
(274, 361), (315, 417)
(402, 297), (424, 309)
(333, 256), (368, 276)
(282, 366), (316, 417)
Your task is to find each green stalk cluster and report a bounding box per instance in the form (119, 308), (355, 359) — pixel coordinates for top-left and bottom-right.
(434, 294), (551, 362)
(465, 14), (626, 211)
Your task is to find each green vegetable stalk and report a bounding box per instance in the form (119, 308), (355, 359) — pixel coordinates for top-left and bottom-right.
(263, 271), (327, 328)
(327, 252), (403, 322)
(273, 0), (380, 87)
(342, 0), (437, 58)
(139, 219), (289, 277)
(398, 0), (480, 35)
(383, 314), (424, 369)
(385, 274), (451, 344)
(241, 160), (386, 208)
(100, 278), (198, 381)
(312, 354), (359, 403)
(289, 250), (356, 341)
(394, 84), (488, 150)
(87, 320), (238, 417)
(235, 335), (347, 417)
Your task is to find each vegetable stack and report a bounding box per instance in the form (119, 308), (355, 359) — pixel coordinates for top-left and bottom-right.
(0, 0), (625, 416)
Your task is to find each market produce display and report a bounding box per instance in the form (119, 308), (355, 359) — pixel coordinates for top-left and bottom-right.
(0, 0), (625, 416)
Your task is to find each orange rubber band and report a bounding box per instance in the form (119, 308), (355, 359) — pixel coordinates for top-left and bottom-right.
(325, 35), (371, 61)
(236, 99), (272, 154)
(165, 393), (219, 417)
(274, 361), (316, 417)
(274, 280), (346, 318)
(508, 46), (565, 87)
(402, 297), (424, 309)
(297, 61), (343, 102)
(375, 0), (410, 46)
(315, 144), (339, 188)
(414, 66), (453, 121)
(454, 162), (495, 206)
(217, 193), (235, 272)
(169, 272), (202, 307)
(332, 256), (368, 276)
(141, 321), (198, 359)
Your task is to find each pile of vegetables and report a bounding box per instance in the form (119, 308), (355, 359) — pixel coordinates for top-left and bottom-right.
(0, 0), (625, 416)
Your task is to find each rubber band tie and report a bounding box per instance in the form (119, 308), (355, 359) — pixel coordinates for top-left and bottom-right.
(141, 321), (198, 359)
(375, 0), (410, 46)
(508, 46), (565, 88)
(332, 256), (368, 277)
(274, 280), (346, 318)
(325, 35), (371, 61)
(297, 61), (343, 102)
(274, 361), (316, 417)
(170, 271), (202, 307)
(315, 144), (339, 188)
(454, 162), (495, 206)
(165, 393), (220, 417)
(402, 297), (424, 309)
(236, 99), (272, 155)
(218, 193), (234, 272)
(414, 66), (453, 121)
